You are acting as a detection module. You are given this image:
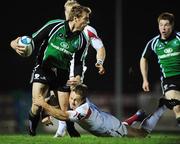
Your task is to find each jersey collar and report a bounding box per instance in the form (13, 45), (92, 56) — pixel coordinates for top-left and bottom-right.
(65, 21), (81, 38)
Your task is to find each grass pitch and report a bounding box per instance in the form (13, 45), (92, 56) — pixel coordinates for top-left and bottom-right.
(0, 133), (179, 144)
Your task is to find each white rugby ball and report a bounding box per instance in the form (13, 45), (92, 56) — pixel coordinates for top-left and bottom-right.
(18, 36), (34, 57)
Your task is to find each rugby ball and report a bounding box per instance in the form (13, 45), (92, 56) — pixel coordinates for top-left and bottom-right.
(18, 36), (34, 57)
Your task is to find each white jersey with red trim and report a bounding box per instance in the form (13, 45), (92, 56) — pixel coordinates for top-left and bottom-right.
(67, 99), (127, 137)
(83, 25), (104, 51)
(69, 25), (104, 81)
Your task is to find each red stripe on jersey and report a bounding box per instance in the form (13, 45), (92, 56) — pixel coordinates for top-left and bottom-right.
(87, 30), (98, 39)
(82, 108), (92, 120)
(73, 112), (78, 117)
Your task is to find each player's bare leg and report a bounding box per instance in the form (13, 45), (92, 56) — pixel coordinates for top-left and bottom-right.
(41, 91), (59, 126)
(55, 91), (80, 137)
(54, 91), (69, 137)
(28, 82), (49, 136)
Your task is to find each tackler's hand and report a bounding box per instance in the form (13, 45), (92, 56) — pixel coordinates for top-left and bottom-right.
(67, 75), (81, 86)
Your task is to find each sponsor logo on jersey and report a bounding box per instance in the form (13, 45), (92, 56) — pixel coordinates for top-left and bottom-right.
(159, 52), (180, 59)
(41, 76), (46, 80)
(50, 43), (73, 56)
(60, 42), (69, 49)
(164, 48), (173, 54)
(34, 74), (46, 80)
(159, 44), (163, 48)
(164, 84), (176, 91)
(163, 84), (168, 91)
(34, 74), (40, 79)
(157, 43), (164, 49)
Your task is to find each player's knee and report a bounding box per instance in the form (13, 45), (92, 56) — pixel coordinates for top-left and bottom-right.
(61, 104), (68, 111)
(31, 104), (41, 115)
(173, 105), (180, 115)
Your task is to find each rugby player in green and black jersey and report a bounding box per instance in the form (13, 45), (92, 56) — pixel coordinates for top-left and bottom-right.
(10, 5), (92, 136)
(140, 12), (180, 126)
(51, 0), (106, 138)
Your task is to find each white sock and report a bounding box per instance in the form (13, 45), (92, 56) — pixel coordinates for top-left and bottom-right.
(141, 105), (167, 133)
(56, 120), (67, 135)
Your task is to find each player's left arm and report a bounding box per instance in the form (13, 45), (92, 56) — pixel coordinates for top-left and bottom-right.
(34, 96), (69, 121)
(95, 47), (106, 75)
(84, 26), (106, 75)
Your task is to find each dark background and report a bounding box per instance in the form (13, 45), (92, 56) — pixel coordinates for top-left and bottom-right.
(122, 0), (179, 94)
(0, 0), (179, 94)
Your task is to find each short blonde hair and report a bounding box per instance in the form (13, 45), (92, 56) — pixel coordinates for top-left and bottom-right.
(68, 5), (91, 21)
(64, 0), (80, 9)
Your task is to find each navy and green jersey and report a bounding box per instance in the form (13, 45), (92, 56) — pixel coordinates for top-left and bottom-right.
(142, 32), (180, 78)
(32, 19), (88, 76)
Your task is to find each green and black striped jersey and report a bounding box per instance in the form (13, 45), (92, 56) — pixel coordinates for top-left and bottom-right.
(32, 19), (88, 76)
(142, 32), (180, 78)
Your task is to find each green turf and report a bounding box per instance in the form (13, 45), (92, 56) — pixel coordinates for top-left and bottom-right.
(0, 133), (179, 144)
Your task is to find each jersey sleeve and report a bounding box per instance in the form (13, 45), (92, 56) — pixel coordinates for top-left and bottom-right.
(141, 39), (154, 60)
(67, 110), (88, 122)
(84, 25), (104, 51)
(32, 19), (64, 47)
(67, 110), (80, 122)
(67, 103), (91, 122)
(72, 33), (87, 77)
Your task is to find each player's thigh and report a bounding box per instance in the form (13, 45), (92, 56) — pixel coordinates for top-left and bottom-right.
(57, 91), (70, 111)
(165, 90), (180, 100)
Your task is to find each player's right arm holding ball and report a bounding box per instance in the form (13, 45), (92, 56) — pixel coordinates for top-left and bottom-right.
(10, 37), (26, 56)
